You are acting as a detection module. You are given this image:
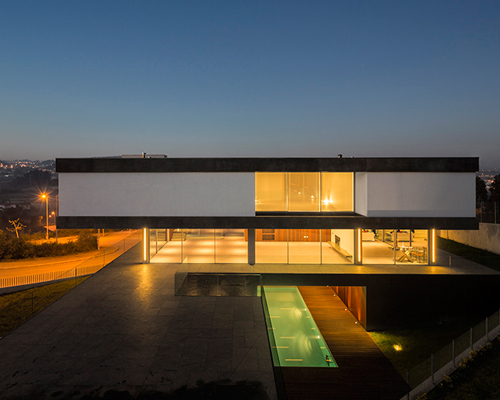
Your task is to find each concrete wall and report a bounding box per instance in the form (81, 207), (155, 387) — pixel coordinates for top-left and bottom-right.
(365, 172), (475, 217)
(439, 223), (500, 255)
(59, 172), (255, 217)
(354, 172), (367, 215)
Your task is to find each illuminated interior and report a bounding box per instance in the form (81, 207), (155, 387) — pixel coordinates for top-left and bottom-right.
(150, 228), (432, 265)
(255, 229), (354, 264)
(151, 229), (248, 264)
(362, 230), (429, 264)
(255, 172), (354, 212)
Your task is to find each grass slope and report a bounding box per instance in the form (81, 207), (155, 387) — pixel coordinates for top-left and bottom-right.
(0, 277), (88, 337)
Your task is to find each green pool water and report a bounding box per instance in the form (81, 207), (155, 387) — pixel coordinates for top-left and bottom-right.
(262, 286), (337, 368)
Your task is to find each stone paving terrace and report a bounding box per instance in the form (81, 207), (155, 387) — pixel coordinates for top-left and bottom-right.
(0, 244), (276, 400)
(0, 244), (497, 400)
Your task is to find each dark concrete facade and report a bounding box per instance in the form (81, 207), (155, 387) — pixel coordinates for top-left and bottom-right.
(57, 215), (479, 230)
(260, 273), (500, 331)
(56, 157), (479, 173)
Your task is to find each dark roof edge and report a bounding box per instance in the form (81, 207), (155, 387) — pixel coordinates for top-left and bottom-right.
(56, 157), (479, 173)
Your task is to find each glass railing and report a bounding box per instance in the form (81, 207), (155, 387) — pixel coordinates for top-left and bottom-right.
(406, 309), (500, 390)
(0, 230), (142, 338)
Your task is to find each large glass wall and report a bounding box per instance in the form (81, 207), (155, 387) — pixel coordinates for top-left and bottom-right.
(149, 229), (168, 260)
(215, 229), (247, 263)
(255, 172), (354, 212)
(288, 229), (321, 263)
(288, 173), (320, 211)
(362, 229), (429, 265)
(255, 229), (353, 264)
(255, 173), (287, 211)
(321, 173), (354, 212)
(184, 229), (215, 263)
(255, 229), (288, 263)
(151, 229), (248, 263)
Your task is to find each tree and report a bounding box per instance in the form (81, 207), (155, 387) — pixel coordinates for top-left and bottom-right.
(490, 174), (500, 203)
(476, 176), (488, 203)
(7, 218), (26, 238)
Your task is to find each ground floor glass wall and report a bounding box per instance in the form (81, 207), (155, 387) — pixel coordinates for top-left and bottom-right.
(255, 229), (353, 264)
(151, 229), (248, 264)
(150, 228), (430, 265)
(362, 229), (429, 264)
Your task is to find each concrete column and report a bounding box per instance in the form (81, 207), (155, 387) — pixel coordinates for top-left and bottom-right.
(143, 228), (150, 264)
(248, 229), (255, 265)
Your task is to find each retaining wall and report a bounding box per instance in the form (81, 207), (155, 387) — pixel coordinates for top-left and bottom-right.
(439, 223), (500, 255)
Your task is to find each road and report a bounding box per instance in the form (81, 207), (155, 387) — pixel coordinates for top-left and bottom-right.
(0, 230), (140, 285)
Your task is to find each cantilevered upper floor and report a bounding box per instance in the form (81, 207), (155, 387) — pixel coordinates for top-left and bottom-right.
(56, 156), (478, 230)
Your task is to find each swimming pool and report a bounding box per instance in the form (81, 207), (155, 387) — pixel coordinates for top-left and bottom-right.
(262, 286), (337, 368)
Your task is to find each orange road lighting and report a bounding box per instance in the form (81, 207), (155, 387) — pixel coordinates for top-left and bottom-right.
(393, 344), (402, 351)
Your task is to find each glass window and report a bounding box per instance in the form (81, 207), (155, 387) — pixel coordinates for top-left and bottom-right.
(363, 229), (395, 264)
(255, 229), (288, 263)
(288, 229), (321, 264)
(321, 173), (354, 212)
(183, 229), (215, 263)
(323, 229), (354, 264)
(215, 229), (248, 263)
(396, 230), (428, 265)
(288, 173), (320, 212)
(255, 173), (287, 211)
(151, 229), (183, 263)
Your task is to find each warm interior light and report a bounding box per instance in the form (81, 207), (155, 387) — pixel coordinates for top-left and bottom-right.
(357, 229), (362, 262)
(431, 229), (436, 263)
(393, 344), (402, 351)
(143, 228), (147, 262)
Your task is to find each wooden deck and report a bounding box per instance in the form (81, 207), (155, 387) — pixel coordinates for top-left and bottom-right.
(277, 286), (410, 400)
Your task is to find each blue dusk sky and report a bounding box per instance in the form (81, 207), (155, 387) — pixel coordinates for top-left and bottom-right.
(1, 1), (499, 168)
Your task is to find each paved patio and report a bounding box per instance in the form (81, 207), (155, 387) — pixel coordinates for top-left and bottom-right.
(0, 244), (276, 400)
(0, 243), (497, 400)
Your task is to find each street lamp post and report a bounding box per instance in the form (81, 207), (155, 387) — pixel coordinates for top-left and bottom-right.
(41, 193), (49, 241)
(51, 211), (57, 243)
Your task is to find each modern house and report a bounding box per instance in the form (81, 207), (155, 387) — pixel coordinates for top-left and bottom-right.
(56, 156), (498, 331)
(56, 156), (477, 264)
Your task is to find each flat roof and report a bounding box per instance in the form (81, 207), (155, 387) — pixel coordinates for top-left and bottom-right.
(56, 157), (479, 173)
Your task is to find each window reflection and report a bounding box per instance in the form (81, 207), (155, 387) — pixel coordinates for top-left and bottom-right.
(255, 172), (354, 212)
(321, 173), (353, 212)
(255, 173), (287, 211)
(288, 173), (320, 212)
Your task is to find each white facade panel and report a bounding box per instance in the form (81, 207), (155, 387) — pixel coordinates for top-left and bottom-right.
(354, 172), (368, 216)
(365, 172), (475, 217)
(59, 173), (255, 217)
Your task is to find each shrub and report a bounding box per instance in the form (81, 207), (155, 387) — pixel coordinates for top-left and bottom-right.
(0, 231), (98, 261)
(76, 231), (98, 252)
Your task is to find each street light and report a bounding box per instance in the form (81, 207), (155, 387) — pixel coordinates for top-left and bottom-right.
(41, 193), (49, 241)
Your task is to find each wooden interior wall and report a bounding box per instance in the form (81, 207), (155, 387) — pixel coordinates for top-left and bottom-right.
(331, 286), (367, 329)
(255, 229), (331, 242)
